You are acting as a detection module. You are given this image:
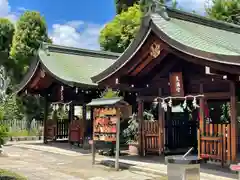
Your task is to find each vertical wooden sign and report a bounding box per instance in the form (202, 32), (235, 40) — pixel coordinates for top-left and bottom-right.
(169, 72), (184, 97)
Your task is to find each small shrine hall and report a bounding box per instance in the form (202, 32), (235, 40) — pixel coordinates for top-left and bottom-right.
(91, 3), (240, 166)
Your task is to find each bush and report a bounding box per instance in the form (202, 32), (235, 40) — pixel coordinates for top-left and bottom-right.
(0, 169), (27, 180)
(0, 124), (8, 146)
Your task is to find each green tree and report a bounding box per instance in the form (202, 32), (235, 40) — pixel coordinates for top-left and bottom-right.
(101, 1), (176, 53)
(115, 0), (176, 14)
(206, 0), (240, 25)
(115, 0), (139, 14)
(99, 4), (142, 53)
(0, 18), (14, 52)
(9, 11), (51, 131)
(0, 106), (7, 147)
(10, 11), (50, 82)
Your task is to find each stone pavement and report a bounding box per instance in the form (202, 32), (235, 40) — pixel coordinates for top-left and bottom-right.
(0, 145), (163, 180)
(4, 141), (238, 180)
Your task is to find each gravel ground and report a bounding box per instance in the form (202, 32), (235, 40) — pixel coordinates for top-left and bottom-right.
(0, 146), (165, 180)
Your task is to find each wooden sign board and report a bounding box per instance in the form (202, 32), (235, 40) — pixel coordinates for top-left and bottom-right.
(93, 108), (119, 142)
(169, 72), (184, 97)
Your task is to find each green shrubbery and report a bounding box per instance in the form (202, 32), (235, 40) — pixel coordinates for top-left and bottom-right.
(0, 169), (27, 180)
(0, 124), (8, 146)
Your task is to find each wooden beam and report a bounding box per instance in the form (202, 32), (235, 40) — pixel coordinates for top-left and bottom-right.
(113, 34), (156, 79)
(130, 55), (155, 76)
(137, 92), (230, 102)
(127, 41), (152, 75)
(165, 45), (240, 75)
(29, 69), (42, 88)
(137, 50), (168, 77)
(204, 92), (231, 100)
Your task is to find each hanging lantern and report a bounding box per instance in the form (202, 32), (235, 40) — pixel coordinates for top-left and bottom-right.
(66, 104), (70, 111)
(60, 86), (64, 101)
(161, 100), (167, 112)
(192, 97), (199, 108)
(168, 98), (172, 107)
(152, 98), (158, 106)
(52, 104), (56, 111)
(115, 78), (119, 84)
(183, 98), (187, 109)
(56, 104), (59, 110)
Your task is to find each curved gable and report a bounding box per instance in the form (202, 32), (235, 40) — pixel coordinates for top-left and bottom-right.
(92, 8), (240, 84)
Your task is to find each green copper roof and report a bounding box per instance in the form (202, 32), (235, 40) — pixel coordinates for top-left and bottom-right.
(92, 8), (240, 83)
(16, 44), (120, 94)
(39, 44), (120, 87)
(151, 13), (240, 56)
(87, 97), (128, 107)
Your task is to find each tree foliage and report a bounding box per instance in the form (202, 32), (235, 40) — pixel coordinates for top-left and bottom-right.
(206, 0), (240, 25)
(115, 0), (139, 14)
(101, 88), (120, 98)
(101, 1), (176, 53)
(9, 11), (50, 81)
(0, 18), (14, 52)
(7, 11), (51, 129)
(99, 4), (142, 53)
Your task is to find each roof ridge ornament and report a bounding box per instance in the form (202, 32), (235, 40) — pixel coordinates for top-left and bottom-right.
(141, 0), (170, 21)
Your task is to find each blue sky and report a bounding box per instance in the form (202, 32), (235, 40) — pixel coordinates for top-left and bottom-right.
(0, 0), (206, 50)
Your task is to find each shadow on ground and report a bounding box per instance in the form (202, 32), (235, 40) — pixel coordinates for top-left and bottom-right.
(10, 141), (238, 179)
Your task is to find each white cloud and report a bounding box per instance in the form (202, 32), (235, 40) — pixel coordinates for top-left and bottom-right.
(176, 0), (208, 15)
(50, 20), (103, 50)
(0, 0), (18, 22)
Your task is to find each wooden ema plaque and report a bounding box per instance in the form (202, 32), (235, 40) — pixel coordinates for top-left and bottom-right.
(169, 72), (184, 97)
(93, 108), (119, 142)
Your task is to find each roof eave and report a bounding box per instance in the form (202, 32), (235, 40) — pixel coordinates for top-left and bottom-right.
(150, 19), (240, 66)
(91, 16), (152, 84)
(38, 56), (98, 89)
(14, 57), (40, 95)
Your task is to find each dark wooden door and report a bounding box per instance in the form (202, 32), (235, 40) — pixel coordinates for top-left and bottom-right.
(165, 112), (198, 151)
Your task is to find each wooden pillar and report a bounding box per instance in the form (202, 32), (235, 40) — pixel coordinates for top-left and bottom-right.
(166, 106), (172, 148)
(82, 104), (87, 140)
(43, 95), (49, 144)
(158, 88), (164, 155)
(137, 98), (144, 156)
(198, 83), (204, 158)
(90, 108), (94, 139)
(68, 102), (74, 143)
(68, 102), (74, 123)
(230, 81), (237, 163)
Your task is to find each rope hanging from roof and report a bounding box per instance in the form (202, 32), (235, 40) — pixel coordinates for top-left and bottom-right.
(51, 101), (72, 111)
(154, 94), (204, 112)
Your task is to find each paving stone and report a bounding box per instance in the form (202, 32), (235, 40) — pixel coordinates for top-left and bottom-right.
(0, 146), (161, 180)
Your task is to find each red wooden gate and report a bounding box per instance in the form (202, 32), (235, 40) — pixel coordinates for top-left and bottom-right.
(45, 119), (57, 141)
(69, 120), (82, 144)
(142, 120), (161, 155)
